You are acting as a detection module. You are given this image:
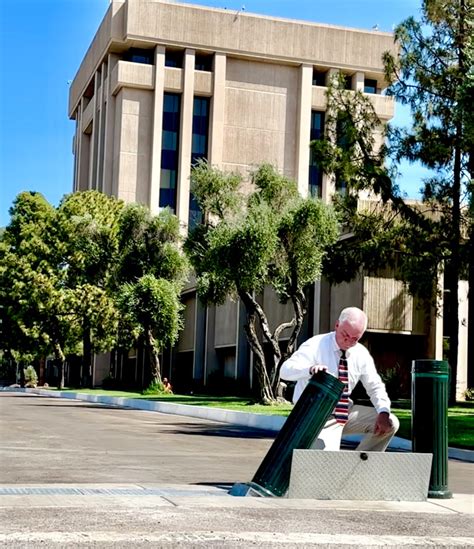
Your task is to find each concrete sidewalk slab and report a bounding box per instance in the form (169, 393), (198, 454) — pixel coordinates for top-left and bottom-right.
(0, 483), (472, 515)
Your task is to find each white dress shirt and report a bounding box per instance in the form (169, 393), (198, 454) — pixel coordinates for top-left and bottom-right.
(280, 331), (391, 414)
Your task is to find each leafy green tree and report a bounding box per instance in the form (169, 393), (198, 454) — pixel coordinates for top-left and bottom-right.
(184, 161), (338, 403)
(115, 204), (188, 388)
(57, 191), (124, 387)
(117, 275), (183, 387)
(0, 192), (80, 389)
(312, 0), (473, 401)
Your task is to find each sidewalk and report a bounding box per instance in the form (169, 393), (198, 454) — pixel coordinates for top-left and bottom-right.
(4, 386), (473, 463)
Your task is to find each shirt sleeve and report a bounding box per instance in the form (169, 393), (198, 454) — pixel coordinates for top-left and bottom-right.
(358, 350), (391, 414)
(280, 336), (319, 381)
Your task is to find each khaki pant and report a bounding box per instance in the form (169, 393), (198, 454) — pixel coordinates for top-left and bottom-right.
(310, 405), (400, 452)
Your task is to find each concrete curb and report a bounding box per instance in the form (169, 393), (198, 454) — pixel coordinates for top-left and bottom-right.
(3, 387), (473, 463)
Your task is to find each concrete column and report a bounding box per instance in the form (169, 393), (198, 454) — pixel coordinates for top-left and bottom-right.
(149, 46), (166, 214)
(177, 48), (196, 232)
(354, 71), (365, 92)
(102, 54), (118, 197)
(321, 68), (339, 204)
(208, 52), (226, 167)
(89, 74), (99, 190)
(296, 64), (313, 196)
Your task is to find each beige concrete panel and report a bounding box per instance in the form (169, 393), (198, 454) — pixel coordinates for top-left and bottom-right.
(311, 87), (327, 110)
(112, 90), (124, 197)
(368, 94), (395, 120)
(262, 286), (294, 339)
(194, 71), (212, 96)
(164, 67), (183, 92)
(226, 58), (297, 92)
(81, 100), (94, 133)
(214, 300), (238, 348)
(363, 276), (413, 333)
(115, 89), (153, 204)
(124, 2), (395, 72)
(69, 2), (126, 116)
(110, 61), (154, 95)
(223, 126), (288, 171)
(225, 88), (287, 131)
(177, 294), (196, 352)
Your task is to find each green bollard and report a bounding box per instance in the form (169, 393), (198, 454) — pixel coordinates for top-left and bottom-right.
(249, 370), (344, 497)
(412, 359), (452, 499)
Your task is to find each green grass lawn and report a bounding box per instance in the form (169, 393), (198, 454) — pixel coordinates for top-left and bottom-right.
(52, 387), (473, 449)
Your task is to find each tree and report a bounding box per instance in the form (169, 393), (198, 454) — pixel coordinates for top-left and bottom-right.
(312, 0), (473, 402)
(57, 191), (124, 387)
(184, 161), (338, 403)
(0, 192), (80, 389)
(115, 204), (188, 388)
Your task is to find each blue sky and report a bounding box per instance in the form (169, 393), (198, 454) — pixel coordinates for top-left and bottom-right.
(0, 0), (428, 227)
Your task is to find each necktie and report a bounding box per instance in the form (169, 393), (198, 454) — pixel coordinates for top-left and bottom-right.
(335, 350), (349, 425)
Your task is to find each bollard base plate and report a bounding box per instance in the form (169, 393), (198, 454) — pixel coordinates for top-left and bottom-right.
(229, 482), (280, 498)
(428, 489), (453, 499)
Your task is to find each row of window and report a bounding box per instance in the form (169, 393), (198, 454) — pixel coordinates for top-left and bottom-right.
(123, 48), (378, 93)
(159, 94), (209, 229)
(313, 69), (378, 94)
(123, 47), (214, 72)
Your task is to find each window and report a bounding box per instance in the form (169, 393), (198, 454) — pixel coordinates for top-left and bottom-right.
(343, 74), (353, 90)
(308, 111), (325, 198)
(159, 93), (181, 211)
(124, 48), (154, 65)
(364, 78), (377, 94)
(165, 49), (184, 68)
(189, 97), (210, 229)
(312, 69), (326, 86)
(335, 114), (351, 195)
(195, 53), (213, 72)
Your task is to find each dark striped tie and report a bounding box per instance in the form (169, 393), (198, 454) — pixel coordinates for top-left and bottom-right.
(335, 350), (349, 424)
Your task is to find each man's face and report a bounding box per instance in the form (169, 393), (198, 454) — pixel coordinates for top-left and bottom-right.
(335, 320), (365, 350)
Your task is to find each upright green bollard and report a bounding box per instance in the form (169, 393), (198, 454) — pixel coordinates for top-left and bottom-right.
(249, 370), (344, 497)
(412, 359), (452, 499)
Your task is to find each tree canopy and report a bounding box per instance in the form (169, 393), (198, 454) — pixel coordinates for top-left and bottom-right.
(185, 161), (338, 403)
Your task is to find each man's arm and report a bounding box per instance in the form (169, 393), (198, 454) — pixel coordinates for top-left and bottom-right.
(280, 336), (322, 381)
(358, 351), (391, 415)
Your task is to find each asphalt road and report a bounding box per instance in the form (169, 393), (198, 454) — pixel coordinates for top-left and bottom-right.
(0, 392), (274, 485)
(1, 391), (473, 548)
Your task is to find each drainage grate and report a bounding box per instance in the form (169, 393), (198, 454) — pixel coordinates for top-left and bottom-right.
(0, 487), (227, 497)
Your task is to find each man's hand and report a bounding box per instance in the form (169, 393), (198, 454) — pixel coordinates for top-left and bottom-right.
(309, 364), (328, 375)
(374, 412), (392, 436)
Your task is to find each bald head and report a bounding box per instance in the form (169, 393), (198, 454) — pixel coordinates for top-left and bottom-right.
(335, 307), (367, 350)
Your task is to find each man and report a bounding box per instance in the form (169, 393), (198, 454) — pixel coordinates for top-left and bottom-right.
(280, 307), (399, 451)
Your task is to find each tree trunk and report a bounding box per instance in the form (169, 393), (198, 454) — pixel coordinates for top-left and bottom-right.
(239, 291), (276, 403)
(54, 342), (66, 390)
(81, 321), (93, 388)
(144, 327), (162, 388)
(271, 289), (306, 396)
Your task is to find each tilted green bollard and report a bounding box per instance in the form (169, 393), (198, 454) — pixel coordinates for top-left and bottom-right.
(249, 370), (344, 497)
(412, 359), (452, 499)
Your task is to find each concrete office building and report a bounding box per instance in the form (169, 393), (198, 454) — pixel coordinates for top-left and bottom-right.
(69, 0), (468, 397)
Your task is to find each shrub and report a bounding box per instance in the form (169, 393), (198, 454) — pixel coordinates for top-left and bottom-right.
(24, 366), (38, 388)
(463, 388), (474, 402)
(142, 380), (166, 395)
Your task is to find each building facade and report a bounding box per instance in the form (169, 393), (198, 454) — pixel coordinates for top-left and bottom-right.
(69, 0), (468, 397)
